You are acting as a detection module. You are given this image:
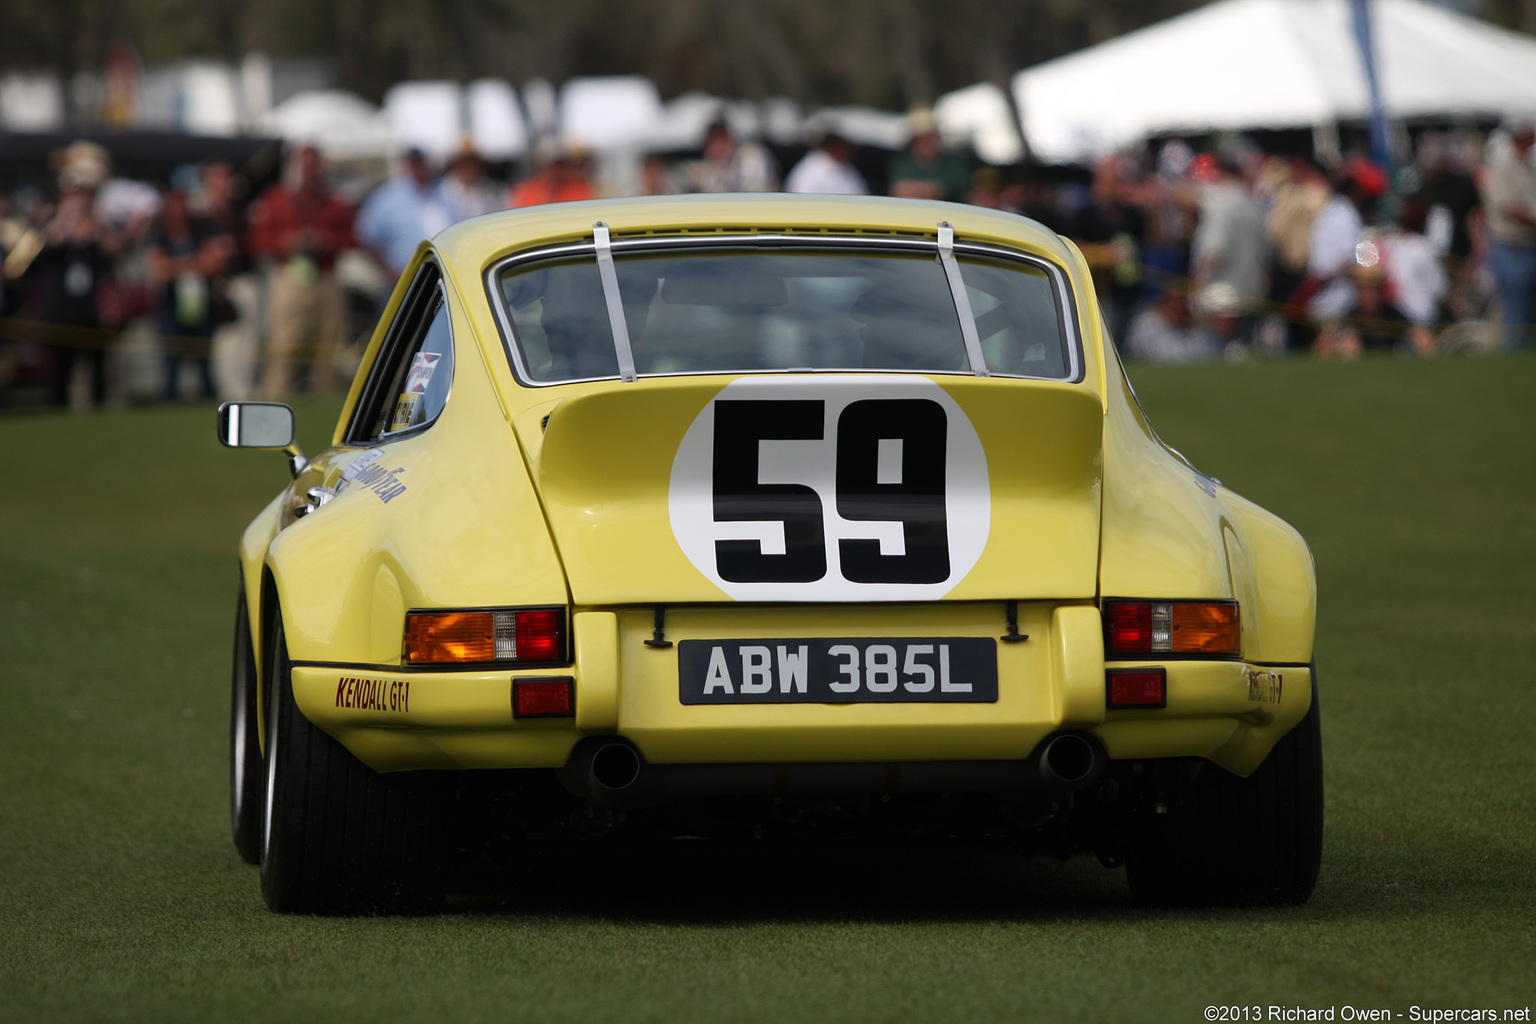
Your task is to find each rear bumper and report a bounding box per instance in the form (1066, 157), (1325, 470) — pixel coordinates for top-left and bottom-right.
(290, 603), (1310, 778)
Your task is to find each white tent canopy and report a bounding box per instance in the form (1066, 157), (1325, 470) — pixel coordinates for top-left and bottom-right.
(258, 89), (394, 161)
(1013, 0), (1536, 163)
(933, 82), (1025, 165)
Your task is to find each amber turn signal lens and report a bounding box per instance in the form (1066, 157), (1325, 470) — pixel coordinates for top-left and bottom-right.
(1170, 601), (1240, 654)
(1103, 600), (1240, 657)
(405, 611), (495, 663)
(404, 608), (566, 665)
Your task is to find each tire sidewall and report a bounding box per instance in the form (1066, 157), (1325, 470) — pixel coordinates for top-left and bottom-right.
(230, 587), (263, 863)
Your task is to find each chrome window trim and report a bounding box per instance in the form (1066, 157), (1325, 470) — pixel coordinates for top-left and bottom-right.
(483, 232), (1084, 388)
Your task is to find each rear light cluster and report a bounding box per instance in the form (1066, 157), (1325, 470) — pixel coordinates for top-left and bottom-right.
(404, 607), (566, 665)
(1104, 600), (1240, 658)
(513, 677), (574, 718)
(1107, 668), (1166, 709)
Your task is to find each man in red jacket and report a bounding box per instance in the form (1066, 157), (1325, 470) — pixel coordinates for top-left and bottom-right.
(248, 144), (354, 399)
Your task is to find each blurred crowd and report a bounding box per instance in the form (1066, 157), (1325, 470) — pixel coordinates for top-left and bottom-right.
(3, 111), (1533, 410)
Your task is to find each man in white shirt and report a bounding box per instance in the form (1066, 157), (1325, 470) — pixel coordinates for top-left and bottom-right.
(785, 133), (868, 196)
(1479, 116), (1536, 350)
(1288, 158), (1386, 332)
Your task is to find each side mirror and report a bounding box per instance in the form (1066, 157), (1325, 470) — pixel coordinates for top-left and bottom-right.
(216, 402), (307, 477)
(218, 402), (295, 449)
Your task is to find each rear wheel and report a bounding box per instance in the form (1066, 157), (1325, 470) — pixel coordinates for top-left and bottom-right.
(1125, 670), (1323, 906)
(230, 587), (263, 864)
(259, 614), (447, 914)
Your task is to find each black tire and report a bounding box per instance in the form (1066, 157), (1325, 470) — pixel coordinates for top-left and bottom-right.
(259, 614), (447, 914)
(1125, 669), (1323, 906)
(230, 586), (264, 864)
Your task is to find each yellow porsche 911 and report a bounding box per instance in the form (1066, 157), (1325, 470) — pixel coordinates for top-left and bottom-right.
(220, 194), (1320, 914)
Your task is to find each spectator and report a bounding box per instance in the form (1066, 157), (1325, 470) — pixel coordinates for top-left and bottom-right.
(1381, 195), (1447, 357)
(1289, 157), (1387, 342)
(357, 147), (454, 282)
(439, 145), (503, 222)
(510, 140), (597, 207)
(1314, 259), (1410, 358)
(671, 120), (779, 194)
(198, 161), (259, 399)
(1261, 159), (1325, 345)
(1070, 153), (1146, 345)
(888, 111), (969, 203)
(248, 144), (354, 400)
(1124, 281), (1221, 363)
(785, 132), (867, 195)
(148, 188), (234, 400)
(25, 143), (118, 408)
(1478, 116), (1536, 350)
(1190, 152), (1266, 345)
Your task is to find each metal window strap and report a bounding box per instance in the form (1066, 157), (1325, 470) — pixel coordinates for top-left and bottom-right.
(593, 222), (638, 383)
(936, 222), (989, 377)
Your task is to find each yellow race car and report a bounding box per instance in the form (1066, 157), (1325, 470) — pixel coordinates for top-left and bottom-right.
(220, 194), (1320, 913)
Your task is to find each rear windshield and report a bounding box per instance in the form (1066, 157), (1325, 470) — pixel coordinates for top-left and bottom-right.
(495, 243), (1074, 384)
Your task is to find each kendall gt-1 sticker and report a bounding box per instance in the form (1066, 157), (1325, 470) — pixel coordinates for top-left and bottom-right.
(669, 376), (990, 602)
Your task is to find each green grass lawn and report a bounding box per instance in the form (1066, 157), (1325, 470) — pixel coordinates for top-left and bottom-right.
(2, 358), (1533, 1023)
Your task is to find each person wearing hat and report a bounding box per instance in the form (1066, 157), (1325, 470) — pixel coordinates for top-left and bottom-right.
(22, 142), (118, 408)
(887, 110), (969, 204)
(1479, 115), (1536, 350)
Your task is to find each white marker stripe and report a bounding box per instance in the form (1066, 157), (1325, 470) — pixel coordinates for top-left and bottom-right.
(593, 222), (637, 383)
(936, 222), (989, 378)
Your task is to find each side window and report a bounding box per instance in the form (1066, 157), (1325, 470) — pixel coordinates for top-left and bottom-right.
(350, 269), (456, 444)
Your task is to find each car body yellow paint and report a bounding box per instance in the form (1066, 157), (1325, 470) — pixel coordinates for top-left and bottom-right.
(237, 194), (1315, 780)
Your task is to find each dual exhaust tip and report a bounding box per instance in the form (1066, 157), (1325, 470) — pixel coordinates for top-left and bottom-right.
(558, 732), (1104, 807)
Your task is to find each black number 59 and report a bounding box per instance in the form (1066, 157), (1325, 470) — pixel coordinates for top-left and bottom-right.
(712, 398), (949, 585)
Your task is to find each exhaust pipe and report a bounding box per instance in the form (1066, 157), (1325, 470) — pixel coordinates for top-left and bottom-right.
(590, 741), (642, 791)
(1039, 733), (1101, 785)
(558, 737), (643, 806)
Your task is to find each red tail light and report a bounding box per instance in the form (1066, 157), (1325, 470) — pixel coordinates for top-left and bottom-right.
(1103, 600), (1239, 658)
(514, 609), (564, 662)
(404, 607), (567, 665)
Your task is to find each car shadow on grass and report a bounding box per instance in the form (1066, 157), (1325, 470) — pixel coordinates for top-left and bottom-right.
(443, 842), (1140, 923)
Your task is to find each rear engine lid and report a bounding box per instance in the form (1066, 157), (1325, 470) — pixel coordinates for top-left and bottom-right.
(522, 374), (1102, 605)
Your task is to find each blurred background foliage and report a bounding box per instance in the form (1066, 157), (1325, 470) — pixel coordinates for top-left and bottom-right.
(19, 0), (1536, 119)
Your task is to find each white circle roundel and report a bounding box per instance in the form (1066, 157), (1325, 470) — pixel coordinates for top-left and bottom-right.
(669, 376), (990, 601)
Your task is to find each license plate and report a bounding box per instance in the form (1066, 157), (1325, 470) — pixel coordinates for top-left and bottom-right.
(679, 638), (998, 705)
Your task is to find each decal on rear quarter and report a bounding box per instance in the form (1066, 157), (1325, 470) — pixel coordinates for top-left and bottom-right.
(669, 376), (990, 601)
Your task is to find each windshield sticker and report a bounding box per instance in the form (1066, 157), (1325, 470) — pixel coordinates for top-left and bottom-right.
(669, 375), (990, 602)
(390, 393), (420, 432)
(404, 352), (441, 395)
